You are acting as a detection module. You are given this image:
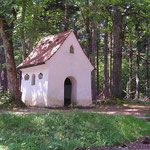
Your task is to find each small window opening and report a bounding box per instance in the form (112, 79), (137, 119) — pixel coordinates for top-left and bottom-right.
(31, 74), (35, 85)
(38, 73), (43, 79)
(24, 74), (29, 80)
(70, 45), (74, 54)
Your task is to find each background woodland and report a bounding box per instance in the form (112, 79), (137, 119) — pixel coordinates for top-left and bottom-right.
(0, 0), (150, 105)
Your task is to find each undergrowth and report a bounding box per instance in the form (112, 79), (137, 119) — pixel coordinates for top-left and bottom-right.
(0, 91), (17, 110)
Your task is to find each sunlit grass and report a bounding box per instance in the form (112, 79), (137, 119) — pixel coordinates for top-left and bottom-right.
(0, 113), (150, 149)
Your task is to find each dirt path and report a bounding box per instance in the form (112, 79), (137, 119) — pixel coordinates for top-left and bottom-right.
(0, 104), (150, 117)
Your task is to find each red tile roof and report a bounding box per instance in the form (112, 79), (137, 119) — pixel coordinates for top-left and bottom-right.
(17, 30), (73, 69)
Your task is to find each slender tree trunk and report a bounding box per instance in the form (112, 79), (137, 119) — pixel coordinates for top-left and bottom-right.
(135, 46), (140, 99)
(0, 18), (25, 106)
(0, 38), (7, 92)
(59, 16), (63, 32)
(0, 38), (3, 87)
(29, 35), (33, 52)
(111, 6), (123, 98)
(128, 40), (132, 99)
(103, 33), (109, 98)
(79, 0), (92, 57)
(145, 41), (149, 97)
(64, 0), (69, 31)
(29, 4), (38, 52)
(20, 0), (26, 60)
(0, 38), (3, 67)
(109, 33), (112, 93)
(96, 30), (100, 94)
(92, 28), (96, 100)
(135, 24), (141, 100)
(87, 29), (92, 57)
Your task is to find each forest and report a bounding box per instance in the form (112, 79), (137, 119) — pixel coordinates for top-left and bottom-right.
(0, 0), (150, 106)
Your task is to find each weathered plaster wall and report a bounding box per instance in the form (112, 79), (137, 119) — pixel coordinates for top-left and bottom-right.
(21, 65), (48, 106)
(46, 32), (94, 107)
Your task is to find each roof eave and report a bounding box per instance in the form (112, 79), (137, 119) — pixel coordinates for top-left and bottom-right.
(17, 62), (45, 70)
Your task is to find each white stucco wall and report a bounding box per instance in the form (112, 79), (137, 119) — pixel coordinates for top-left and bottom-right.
(20, 31), (94, 107)
(46, 32), (94, 107)
(21, 65), (48, 107)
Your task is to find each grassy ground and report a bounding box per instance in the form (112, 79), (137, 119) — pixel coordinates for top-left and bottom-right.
(0, 113), (150, 150)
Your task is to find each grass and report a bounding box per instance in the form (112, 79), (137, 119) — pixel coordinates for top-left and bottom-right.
(0, 113), (150, 150)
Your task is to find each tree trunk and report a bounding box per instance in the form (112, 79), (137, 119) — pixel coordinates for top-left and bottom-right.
(0, 18), (25, 106)
(109, 33), (112, 93)
(135, 46), (140, 99)
(0, 38), (7, 92)
(81, 17), (92, 58)
(128, 40), (132, 99)
(102, 33), (109, 98)
(145, 40), (149, 97)
(0, 38), (3, 87)
(96, 30), (100, 94)
(64, 0), (69, 31)
(20, 0), (26, 60)
(111, 6), (123, 98)
(92, 28), (96, 100)
(79, 0), (92, 57)
(29, 4), (38, 53)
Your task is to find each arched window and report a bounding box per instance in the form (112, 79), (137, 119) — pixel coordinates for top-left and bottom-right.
(24, 74), (29, 80)
(70, 45), (74, 54)
(31, 74), (35, 85)
(38, 73), (43, 79)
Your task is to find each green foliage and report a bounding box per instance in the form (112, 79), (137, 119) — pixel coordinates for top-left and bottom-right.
(0, 91), (17, 110)
(0, 113), (150, 149)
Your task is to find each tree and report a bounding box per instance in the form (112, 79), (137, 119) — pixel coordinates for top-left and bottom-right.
(109, 33), (113, 93)
(102, 33), (109, 98)
(145, 39), (150, 97)
(128, 40), (133, 99)
(0, 17), (25, 106)
(111, 5), (123, 98)
(20, 0), (27, 60)
(64, 0), (69, 31)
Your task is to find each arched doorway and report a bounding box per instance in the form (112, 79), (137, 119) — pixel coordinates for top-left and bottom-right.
(64, 78), (72, 106)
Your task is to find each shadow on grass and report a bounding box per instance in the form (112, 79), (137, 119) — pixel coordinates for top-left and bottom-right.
(0, 113), (150, 150)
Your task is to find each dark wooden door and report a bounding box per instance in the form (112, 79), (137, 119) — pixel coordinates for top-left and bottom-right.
(64, 78), (72, 106)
